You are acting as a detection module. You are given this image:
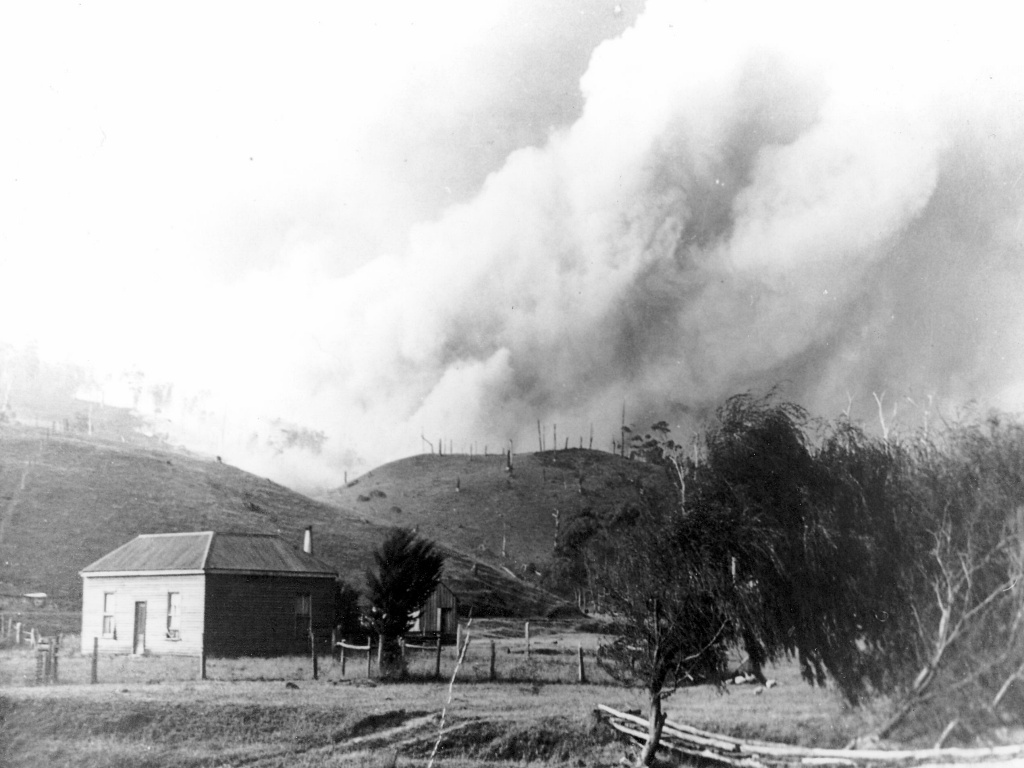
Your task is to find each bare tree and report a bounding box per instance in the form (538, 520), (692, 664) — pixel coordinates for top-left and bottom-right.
(592, 501), (742, 766)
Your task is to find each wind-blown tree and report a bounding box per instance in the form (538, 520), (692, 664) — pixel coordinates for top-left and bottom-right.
(601, 395), (1024, 758)
(874, 415), (1024, 739)
(811, 413), (1024, 739)
(364, 528), (445, 680)
(592, 494), (770, 766)
(691, 395), (922, 704)
(595, 394), (925, 764)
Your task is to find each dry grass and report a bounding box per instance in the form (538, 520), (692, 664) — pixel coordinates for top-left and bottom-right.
(319, 449), (668, 581)
(1, 639), (869, 768)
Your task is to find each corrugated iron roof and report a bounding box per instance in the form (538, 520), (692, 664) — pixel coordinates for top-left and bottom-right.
(81, 531), (212, 572)
(206, 533), (335, 575)
(81, 532), (336, 576)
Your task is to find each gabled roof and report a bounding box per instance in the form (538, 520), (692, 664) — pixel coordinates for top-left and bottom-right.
(81, 532), (336, 577)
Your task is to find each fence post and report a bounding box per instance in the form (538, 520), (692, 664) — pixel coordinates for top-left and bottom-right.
(91, 637), (99, 684)
(35, 643), (45, 685)
(15, 622), (21, 646)
(434, 635), (442, 680)
(456, 623), (462, 654)
(367, 640), (374, 678)
(489, 640), (496, 682)
(200, 634), (207, 681)
(53, 634), (60, 684)
(341, 643), (347, 677)
(578, 644), (586, 684)
(310, 629), (318, 681)
(525, 621), (530, 659)
(331, 629), (337, 661)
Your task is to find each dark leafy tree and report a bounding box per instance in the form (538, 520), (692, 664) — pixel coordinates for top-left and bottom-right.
(595, 394), (925, 764)
(334, 581), (364, 642)
(363, 528), (445, 679)
(689, 395), (918, 703)
(547, 508), (600, 610)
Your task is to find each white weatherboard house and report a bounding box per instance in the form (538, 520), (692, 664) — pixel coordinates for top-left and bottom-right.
(80, 530), (337, 657)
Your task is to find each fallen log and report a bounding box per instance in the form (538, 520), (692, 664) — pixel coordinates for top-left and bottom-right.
(603, 718), (768, 768)
(597, 704), (1024, 766)
(599, 707), (742, 753)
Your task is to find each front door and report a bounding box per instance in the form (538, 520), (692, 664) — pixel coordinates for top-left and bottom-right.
(133, 601), (147, 654)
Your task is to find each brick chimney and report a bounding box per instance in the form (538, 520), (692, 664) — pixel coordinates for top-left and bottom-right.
(302, 525), (313, 555)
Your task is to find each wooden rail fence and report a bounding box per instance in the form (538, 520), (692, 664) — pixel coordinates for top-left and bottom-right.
(329, 633), (591, 683)
(335, 639), (374, 678)
(598, 705), (1024, 767)
(1, 615), (46, 648)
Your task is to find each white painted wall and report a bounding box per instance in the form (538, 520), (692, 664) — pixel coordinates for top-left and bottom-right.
(80, 573), (206, 656)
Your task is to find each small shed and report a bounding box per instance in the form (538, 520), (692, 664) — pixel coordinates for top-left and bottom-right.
(80, 531), (337, 657)
(407, 582), (459, 645)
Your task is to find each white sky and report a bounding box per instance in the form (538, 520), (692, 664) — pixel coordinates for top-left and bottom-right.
(1, 1), (628, 366)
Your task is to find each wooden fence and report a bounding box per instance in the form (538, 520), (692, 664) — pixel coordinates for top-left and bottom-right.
(598, 705), (1024, 767)
(329, 627), (596, 684)
(0, 616), (62, 685)
(0, 615), (46, 648)
(2, 619), (604, 686)
(34, 635), (60, 684)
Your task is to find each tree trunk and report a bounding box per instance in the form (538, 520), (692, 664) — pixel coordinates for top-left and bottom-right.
(742, 627), (768, 684)
(378, 634), (406, 680)
(637, 692), (666, 767)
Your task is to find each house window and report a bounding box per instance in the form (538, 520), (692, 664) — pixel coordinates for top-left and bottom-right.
(295, 593), (311, 637)
(166, 592), (181, 639)
(102, 592), (116, 638)
(410, 609), (421, 632)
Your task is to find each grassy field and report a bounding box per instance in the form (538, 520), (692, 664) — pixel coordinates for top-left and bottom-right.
(0, 619), (873, 766)
(1, 652), (865, 768)
(319, 449), (669, 577)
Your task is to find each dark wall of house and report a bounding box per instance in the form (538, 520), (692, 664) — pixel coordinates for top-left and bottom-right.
(204, 573), (336, 657)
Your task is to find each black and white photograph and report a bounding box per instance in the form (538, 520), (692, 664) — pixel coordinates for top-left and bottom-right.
(3, 1), (1024, 766)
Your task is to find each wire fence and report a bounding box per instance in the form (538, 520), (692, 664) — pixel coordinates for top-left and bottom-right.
(0, 624), (616, 687)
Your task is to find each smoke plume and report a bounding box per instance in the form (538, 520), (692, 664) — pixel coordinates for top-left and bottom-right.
(87, 2), (1024, 487)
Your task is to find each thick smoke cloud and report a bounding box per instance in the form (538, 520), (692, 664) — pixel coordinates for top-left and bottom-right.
(288, 2), (1024, 470)
(74, 2), (1024, 487)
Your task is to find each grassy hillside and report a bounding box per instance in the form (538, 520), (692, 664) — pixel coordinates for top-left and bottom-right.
(317, 448), (671, 586)
(0, 424), (570, 619)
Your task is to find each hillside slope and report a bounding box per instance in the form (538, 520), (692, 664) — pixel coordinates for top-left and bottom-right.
(0, 425), (568, 618)
(317, 448), (671, 582)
